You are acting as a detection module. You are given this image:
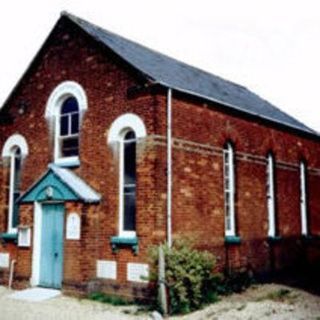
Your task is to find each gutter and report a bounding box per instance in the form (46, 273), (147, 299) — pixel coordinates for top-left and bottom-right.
(167, 88), (173, 248)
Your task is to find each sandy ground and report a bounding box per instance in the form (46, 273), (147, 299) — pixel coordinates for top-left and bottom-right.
(0, 284), (319, 320)
(171, 284), (320, 320)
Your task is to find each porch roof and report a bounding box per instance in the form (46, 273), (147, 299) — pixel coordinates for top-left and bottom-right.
(18, 164), (101, 204)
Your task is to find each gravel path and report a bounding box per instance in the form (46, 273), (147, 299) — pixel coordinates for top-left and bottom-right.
(0, 286), (149, 320)
(1, 284), (319, 320)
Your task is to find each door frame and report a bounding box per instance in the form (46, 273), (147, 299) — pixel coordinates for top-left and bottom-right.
(30, 201), (65, 287)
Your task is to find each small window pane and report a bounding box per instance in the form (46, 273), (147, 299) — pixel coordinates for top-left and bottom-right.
(13, 191), (20, 228)
(62, 137), (79, 157)
(60, 115), (69, 136)
(14, 148), (22, 191)
(124, 191), (136, 231)
(61, 97), (79, 114)
(124, 132), (136, 185)
(71, 113), (79, 134)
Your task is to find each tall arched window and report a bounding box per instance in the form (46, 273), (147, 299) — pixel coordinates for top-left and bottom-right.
(120, 130), (137, 236)
(299, 161), (308, 235)
(58, 97), (80, 158)
(2, 134), (28, 234)
(223, 142), (236, 236)
(266, 153), (276, 237)
(9, 147), (22, 232)
(108, 113), (147, 238)
(45, 81), (88, 167)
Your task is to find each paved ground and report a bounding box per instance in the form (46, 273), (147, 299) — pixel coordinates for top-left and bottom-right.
(0, 286), (149, 320)
(1, 284), (320, 319)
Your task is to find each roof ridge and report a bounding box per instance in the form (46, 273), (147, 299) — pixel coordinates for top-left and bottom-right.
(62, 11), (249, 91)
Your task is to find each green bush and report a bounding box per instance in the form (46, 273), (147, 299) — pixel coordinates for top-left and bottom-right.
(217, 270), (255, 295)
(148, 239), (221, 314)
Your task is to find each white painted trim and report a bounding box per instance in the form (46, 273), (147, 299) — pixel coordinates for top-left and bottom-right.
(54, 156), (80, 167)
(267, 154), (276, 237)
(224, 143), (236, 237)
(167, 89), (173, 247)
(31, 202), (42, 286)
(2, 134), (29, 158)
(118, 137), (125, 237)
(45, 81), (87, 165)
(300, 162), (308, 235)
(45, 81), (88, 118)
(108, 113), (147, 144)
(7, 152), (17, 234)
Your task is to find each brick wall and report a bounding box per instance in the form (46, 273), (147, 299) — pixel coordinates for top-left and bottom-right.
(159, 92), (320, 274)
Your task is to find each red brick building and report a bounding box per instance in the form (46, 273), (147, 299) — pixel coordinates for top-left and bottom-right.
(0, 12), (319, 299)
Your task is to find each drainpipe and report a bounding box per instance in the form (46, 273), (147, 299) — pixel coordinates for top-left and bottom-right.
(8, 259), (16, 289)
(167, 88), (172, 248)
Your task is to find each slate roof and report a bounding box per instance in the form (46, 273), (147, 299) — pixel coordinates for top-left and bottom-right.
(63, 12), (318, 136)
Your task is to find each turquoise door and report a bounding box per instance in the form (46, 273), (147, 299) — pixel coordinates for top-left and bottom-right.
(39, 203), (64, 289)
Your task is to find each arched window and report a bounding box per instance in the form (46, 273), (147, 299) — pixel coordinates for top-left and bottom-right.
(58, 97), (80, 158)
(45, 81), (87, 166)
(2, 134), (28, 234)
(9, 147), (22, 232)
(299, 161), (308, 235)
(108, 113), (147, 238)
(266, 153), (276, 237)
(120, 130), (137, 236)
(223, 142), (236, 236)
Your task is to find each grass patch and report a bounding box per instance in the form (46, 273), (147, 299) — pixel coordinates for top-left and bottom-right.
(87, 292), (150, 315)
(237, 304), (247, 311)
(88, 292), (132, 306)
(267, 288), (291, 301)
(255, 288), (298, 303)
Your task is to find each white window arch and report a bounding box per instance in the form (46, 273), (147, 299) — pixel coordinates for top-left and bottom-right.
(223, 142), (236, 236)
(2, 134), (29, 233)
(108, 113), (147, 238)
(45, 81), (88, 167)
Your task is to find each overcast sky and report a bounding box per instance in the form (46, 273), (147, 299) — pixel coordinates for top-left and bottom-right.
(1, 0), (320, 131)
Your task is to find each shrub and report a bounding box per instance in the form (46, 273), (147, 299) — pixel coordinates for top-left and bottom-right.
(148, 239), (221, 315)
(217, 270), (255, 295)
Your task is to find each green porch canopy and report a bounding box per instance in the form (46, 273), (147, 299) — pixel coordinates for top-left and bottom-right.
(18, 164), (101, 203)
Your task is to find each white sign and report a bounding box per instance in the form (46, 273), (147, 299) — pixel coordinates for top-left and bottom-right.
(97, 260), (117, 280)
(18, 227), (31, 247)
(66, 213), (81, 240)
(127, 263), (149, 283)
(0, 253), (10, 268)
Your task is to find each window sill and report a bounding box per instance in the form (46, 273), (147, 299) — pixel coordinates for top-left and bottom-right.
(267, 235), (282, 242)
(225, 235), (241, 245)
(301, 234), (316, 242)
(54, 156), (80, 168)
(0, 232), (18, 243)
(110, 236), (139, 255)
